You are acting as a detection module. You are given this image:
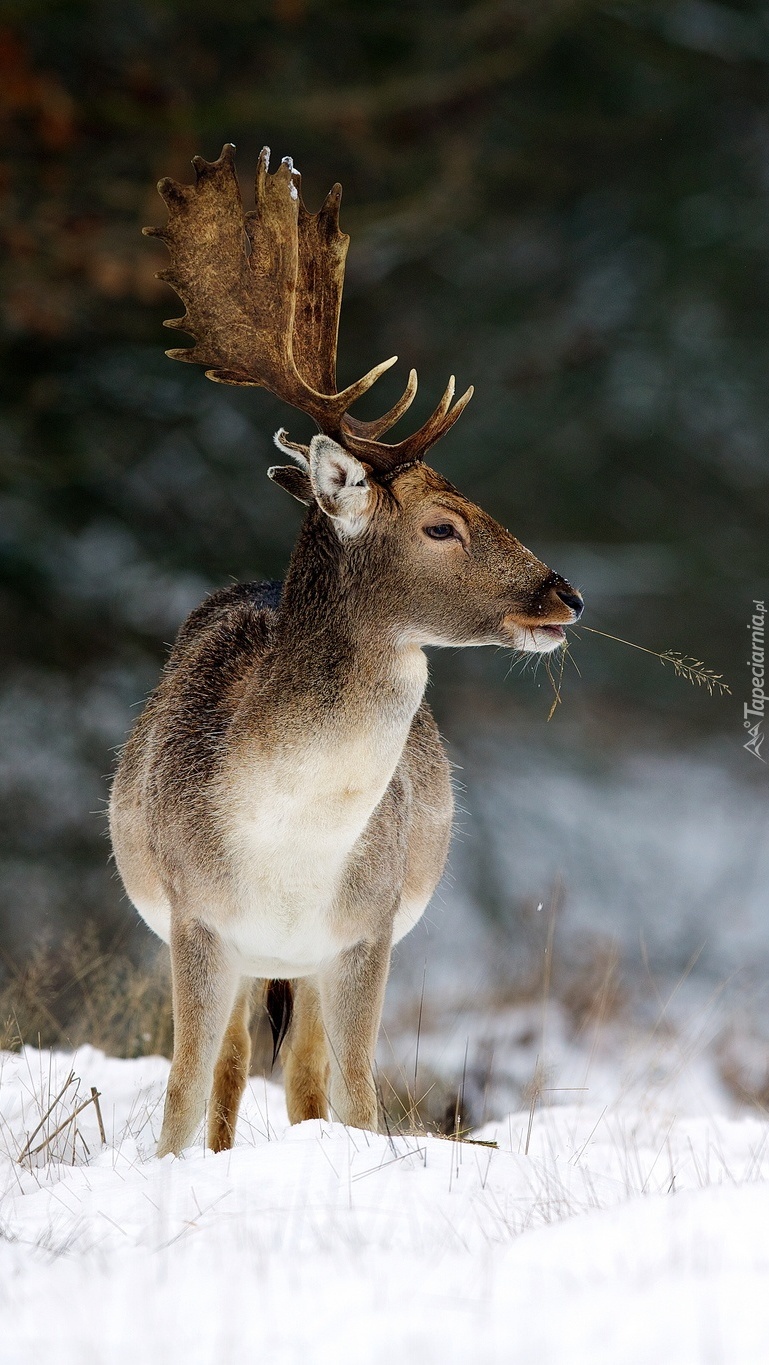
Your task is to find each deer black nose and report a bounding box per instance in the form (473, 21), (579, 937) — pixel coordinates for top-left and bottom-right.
(556, 588), (584, 619)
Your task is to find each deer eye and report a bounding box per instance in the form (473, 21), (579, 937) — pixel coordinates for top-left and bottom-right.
(424, 523), (457, 541)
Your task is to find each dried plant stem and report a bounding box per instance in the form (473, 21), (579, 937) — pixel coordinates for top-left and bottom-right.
(524, 1061), (540, 1157)
(19, 1089), (103, 1163)
(544, 644), (569, 720)
(16, 1070), (76, 1162)
(436, 1133), (498, 1148)
(91, 1086), (107, 1146)
(579, 626), (731, 696)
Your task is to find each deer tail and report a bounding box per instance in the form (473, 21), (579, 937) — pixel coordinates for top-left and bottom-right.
(265, 979), (294, 1067)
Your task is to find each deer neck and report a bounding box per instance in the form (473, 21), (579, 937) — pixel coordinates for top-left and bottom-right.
(260, 509), (427, 748)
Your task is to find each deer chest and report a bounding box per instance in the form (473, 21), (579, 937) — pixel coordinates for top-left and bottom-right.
(215, 731), (407, 973)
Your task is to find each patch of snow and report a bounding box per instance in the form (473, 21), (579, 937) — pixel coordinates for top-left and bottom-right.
(2, 1047), (769, 1362)
(281, 154), (299, 199)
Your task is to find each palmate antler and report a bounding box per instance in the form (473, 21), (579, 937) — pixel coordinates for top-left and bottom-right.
(144, 144), (473, 478)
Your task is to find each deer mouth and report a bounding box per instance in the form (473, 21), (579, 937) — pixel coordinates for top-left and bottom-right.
(501, 614), (569, 653)
(521, 624), (567, 654)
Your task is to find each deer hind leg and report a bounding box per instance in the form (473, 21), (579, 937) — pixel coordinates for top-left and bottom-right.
(282, 977), (329, 1123)
(157, 917), (239, 1158)
(207, 979), (252, 1153)
(318, 934), (391, 1132)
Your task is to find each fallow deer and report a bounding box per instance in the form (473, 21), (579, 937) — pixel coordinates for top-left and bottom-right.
(109, 145), (583, 1157)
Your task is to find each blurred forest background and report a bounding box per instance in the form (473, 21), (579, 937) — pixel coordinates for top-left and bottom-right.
(1, 0), (768, 1076)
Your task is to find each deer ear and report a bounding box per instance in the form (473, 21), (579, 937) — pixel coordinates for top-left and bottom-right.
(268, 464), (313, 505)
(308, 435), (373, 535)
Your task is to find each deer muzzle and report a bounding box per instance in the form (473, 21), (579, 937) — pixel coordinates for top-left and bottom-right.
(500, 573), (583, 653)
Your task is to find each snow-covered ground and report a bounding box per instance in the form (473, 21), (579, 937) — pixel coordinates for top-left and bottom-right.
(3, 1045), (769, 1364)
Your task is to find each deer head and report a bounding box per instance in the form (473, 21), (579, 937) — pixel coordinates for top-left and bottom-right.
(146, 144), (582, 653)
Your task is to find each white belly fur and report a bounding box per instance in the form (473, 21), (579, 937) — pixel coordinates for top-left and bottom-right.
(133, 885), (430, 977)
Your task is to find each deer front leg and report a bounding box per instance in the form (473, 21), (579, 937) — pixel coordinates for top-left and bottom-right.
(158, 917), (239, 1158)
(317, 933), (391, 1132)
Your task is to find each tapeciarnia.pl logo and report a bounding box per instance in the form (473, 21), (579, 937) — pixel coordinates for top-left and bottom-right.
(744, 599), (766, 762)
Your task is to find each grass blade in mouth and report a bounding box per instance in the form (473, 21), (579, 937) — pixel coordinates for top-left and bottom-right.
(579, 626), (732, 697)
(542, 624), (731, 718)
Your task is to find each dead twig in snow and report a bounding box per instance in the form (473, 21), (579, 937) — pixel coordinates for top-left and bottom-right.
(19, 1088), (104, 1164)
(16, 1070), (76, 1163)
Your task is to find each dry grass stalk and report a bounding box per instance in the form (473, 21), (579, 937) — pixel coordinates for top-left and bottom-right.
(434, 1132), (498, 1148)
(544, 642), (570, 720)
(0, 924), (278, 1081)
(543, 625), (731, 717)
(0, 925), (175, 1059)
(15, 1070), (77, 1162)
(91, 1086), (107, 1145)
(579, 625), (731, 696)
(19, 1088), (103, 1164)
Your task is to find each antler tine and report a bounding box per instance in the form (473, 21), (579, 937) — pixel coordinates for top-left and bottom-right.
(416, 380), (475, 452)
(341, 377), (474, 471)
(344, 368), (418, 440)
(147, 144), (473, 476)
(333, 356), (399, 413)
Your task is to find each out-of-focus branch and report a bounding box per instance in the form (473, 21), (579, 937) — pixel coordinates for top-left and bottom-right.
(226, 2), (591, 126)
